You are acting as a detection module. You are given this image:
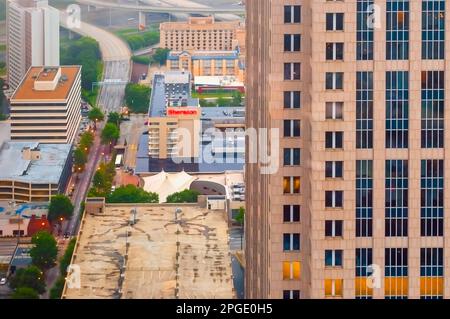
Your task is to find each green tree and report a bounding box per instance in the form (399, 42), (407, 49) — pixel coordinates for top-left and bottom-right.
(101, 123), (120, 146)
(107, 185), (159, 203)
(90, 162), (116, 197)
(166, 189), (200, 203)
(88, 107), (104, 123)
(216, 97), (229, 107)
(48, 194), (74, 222)
(73, 148), (87, 170)
(231, 91), (243, 106)
(152, 48), (170, 66)
(60, 238), (76, 276)
(235, 207), (245, 225)
(30, 231), (58, 270)
(60, 36), (101, 92)
(49, 277), (65, 299)
(11, 287), (40, 299)
(107, 112), (122, 127)
(79, 131), (94, 151)
(9, 266), (46, 294)
(125, 83), (150, 113)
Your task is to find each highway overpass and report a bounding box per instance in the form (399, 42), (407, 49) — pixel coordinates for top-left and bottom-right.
(76, 0), (245, 14)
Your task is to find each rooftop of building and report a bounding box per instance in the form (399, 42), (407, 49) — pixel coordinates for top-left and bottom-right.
(168, 50), (239, 60)
(63, 202), (234, 299)
(135, 133), (244, 174)
(11, 66), (81, 101)
(0, 141), (72, 184)
(160, 16), (242, 30)
(164, 70), (191, 84)
(194, 75), (244, 87)
(148, 72), (197, 117)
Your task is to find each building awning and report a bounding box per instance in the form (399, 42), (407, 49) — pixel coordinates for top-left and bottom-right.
(142, 170), (197, 203)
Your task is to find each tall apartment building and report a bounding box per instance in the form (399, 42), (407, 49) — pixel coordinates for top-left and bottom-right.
(6, 0), (60, 90)
(246, 0), (449, 299)
(10, 66), (82, 144)
(160, 16), (245, 51)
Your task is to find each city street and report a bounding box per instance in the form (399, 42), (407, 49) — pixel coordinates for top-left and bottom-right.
(66, 125), (106, 236)
(120, 114), (147, 169)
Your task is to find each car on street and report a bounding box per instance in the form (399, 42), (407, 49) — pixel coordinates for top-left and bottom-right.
(0, 278), (7, 285)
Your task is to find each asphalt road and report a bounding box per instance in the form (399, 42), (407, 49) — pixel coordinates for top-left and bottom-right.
(97, 60), (130, 114)
(60, 12), (131, 114)
(66, 126), (106, 236)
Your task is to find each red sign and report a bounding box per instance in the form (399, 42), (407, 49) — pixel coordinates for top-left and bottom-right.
(167, 108), (199, 117)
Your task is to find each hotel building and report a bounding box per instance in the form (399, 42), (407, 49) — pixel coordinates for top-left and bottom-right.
(167, 50), (244, 81)
(160, 16), (245, 51)
(10, 66), (82, 144)
(6, 0), (60, 91)
(148, 72), (201, 160)
(246, 0), (449, 299)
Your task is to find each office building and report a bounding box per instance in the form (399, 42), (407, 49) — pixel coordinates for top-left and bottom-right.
(160, 16), (245, 51)
(10, 66), (82, 144)
(0, 141), (73, 202)
(6, 0), (60, 90)
(246, 0), (449, 299)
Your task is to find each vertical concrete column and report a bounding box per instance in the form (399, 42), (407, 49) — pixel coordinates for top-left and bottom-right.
(139, 11), (147, 30)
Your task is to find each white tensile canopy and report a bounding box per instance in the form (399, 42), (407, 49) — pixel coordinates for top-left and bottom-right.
(142, 170), (197, 203)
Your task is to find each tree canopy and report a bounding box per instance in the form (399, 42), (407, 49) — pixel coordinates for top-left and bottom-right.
(60, 37), (101, 91)
(11, 287), (40, 299)
(235, 207), (245, 225)
(89, 162), (116, 197)
(9, 266), (46, 294)
(101, 123), (120, 145)
(125, 83), (150, 113)
(107, 112), (122, 127)
(152, 48), (171, 66)
(166, 189), (200, 203)
(107, 185), (159, 204)
(88, 107), (105, 122)
(48, 195), (74, 222)
(73, 148), (87, 169)
(30, 231), (58, 270)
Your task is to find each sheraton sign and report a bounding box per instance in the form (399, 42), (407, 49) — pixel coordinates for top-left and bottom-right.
(167, 108), (200, 117)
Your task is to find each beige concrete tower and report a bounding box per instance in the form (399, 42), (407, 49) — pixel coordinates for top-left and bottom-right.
(246, 0), (449, 299)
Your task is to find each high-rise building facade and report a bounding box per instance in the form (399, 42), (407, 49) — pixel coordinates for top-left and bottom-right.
(10, 66), (82, 144)
(246, 0), (449, 299)
(160, 16), (245, 51)
(6, 0), (60, 90)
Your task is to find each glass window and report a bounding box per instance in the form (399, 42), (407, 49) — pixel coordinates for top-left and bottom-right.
(422, 0), (445, 59)
(283, 233), (300, 251)
(357, 72), (373, 149)
(357, 0), (374, 60)
(386, 0), (410, 60)
(421, 71), (444, 148)
(421, 160), (444, 236)
(356, 160), (373, 237)
(283, 205), (300, 222)
(326, 13), (344, 31)
(385, 160), (408, 237)
(284, 91), (301, 109)
(326, 102), (343, 120)
(386, 71), (409, 148)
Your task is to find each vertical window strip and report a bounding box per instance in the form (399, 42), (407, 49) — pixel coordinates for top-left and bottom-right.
(422, 0), (445, 59)
(386, 71), (409, 149)
(385, 248), (408, 299)
(356, 160), (373, 237)
(357, 0), (374, 60)
(386, 0), (410, 60)
(356, 72), (373, 149)
(420, 248), (444, 299)
(385, 160), (408, 237)
(420, 160), (444, 236)
(421, 71), (444, 148)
